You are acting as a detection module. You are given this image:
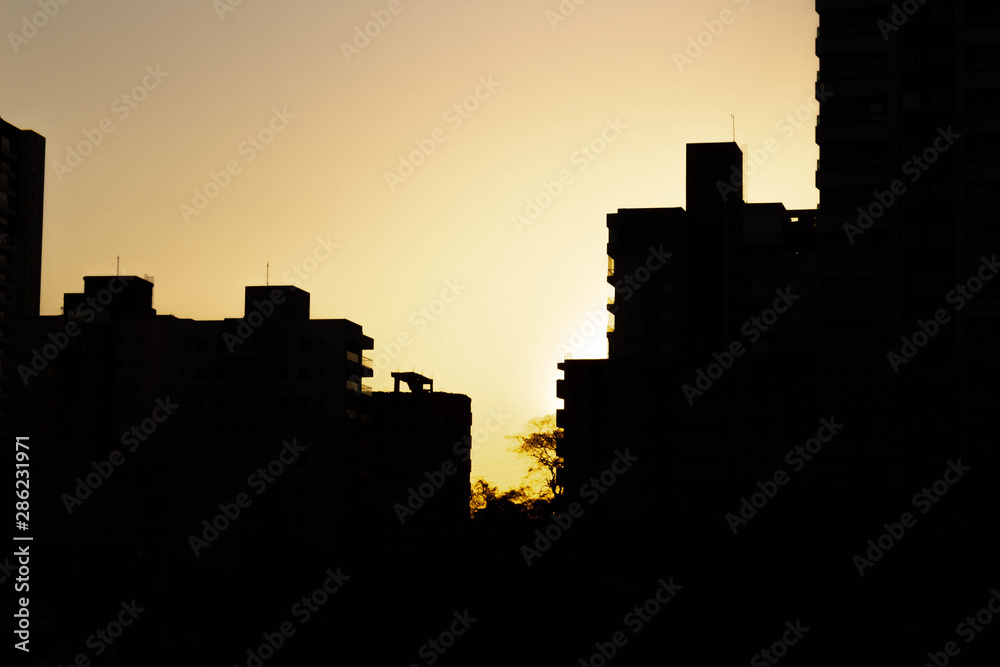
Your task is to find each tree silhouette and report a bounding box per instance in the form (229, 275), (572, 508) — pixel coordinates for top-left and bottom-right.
(470, 479), (552, 522)
(506, 414), (563, 500)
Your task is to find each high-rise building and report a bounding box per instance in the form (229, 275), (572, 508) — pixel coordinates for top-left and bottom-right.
(559, 0), (1000, 514)
(0, 116), (45, 444)
(559, 143), (821, 517)
(814, 0), (1000, 478)
(11, 278), (375, 552)
(551, 8), (999, 657)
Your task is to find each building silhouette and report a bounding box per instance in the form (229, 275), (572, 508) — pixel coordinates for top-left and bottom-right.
(6, 2), (1000, 664)
(12, 278), (379, 550)
(370, 371), (473, 526)
(559, 0), (1000, 515)
(813, 0), (1000, 484)
(550, 2), (1000, 661)
(0, 116), (45, 445)
(9, 275), (483, 664)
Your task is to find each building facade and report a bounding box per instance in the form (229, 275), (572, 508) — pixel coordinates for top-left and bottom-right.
(0, 116), (45, 444)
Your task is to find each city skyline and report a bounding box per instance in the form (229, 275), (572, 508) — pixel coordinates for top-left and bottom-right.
(6, 1), (1000, 664)
(1, 0), (821, 491)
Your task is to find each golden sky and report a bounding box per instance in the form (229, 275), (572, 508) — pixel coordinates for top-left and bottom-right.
(2, 0), (819, 492)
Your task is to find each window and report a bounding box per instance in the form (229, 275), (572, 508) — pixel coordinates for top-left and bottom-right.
(965, 134), (1000, 163)
(966, 88), (1000, 117)
(966, 43), (1000, 73)
(966, 179), (999, 207)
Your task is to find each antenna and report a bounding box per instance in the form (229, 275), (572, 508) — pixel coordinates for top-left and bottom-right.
(731, 114), (735, 142)
(117, 256), (120, 276)
(266, 262), (269, 286)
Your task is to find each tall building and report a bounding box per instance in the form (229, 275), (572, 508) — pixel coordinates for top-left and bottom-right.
(0, 116), (45, 444)
(559, 143), (821, 517)
(814, 0), (1000, 480)
(559, 0), (1000, 513)
(11, 277), (375, 554)
(553, 6), (1000, 658)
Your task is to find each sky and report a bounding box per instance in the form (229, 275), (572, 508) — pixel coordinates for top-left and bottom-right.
(2, 0), (820, 493)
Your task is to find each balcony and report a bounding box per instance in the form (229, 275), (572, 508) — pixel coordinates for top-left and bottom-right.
(346, 380), (373, 396)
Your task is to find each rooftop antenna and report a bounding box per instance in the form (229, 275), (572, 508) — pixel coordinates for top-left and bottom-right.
(731, 114), (735, 142)
(117, 256), (120, 276)
(266, 262), (269, 286)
